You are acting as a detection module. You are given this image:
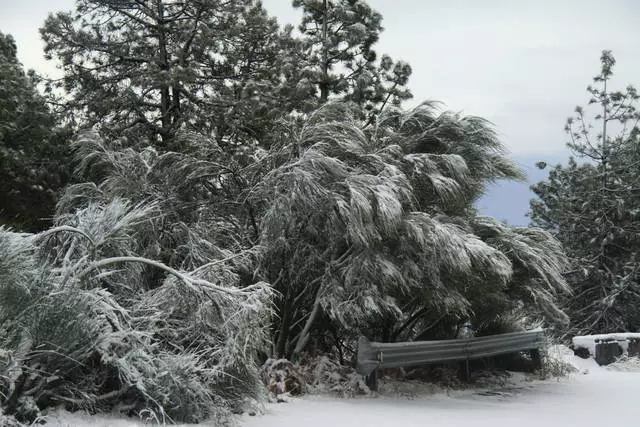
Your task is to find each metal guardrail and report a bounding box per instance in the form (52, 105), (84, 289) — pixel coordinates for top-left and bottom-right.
(357, 329), (545, 377)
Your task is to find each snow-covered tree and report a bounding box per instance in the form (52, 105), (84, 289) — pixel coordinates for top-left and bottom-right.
(251, 103), (569, 358)
(530, 50), (640, 335)
(41, 0), (289, 149)
(0, 130), (273, 423)
(290, 0), (412, 118)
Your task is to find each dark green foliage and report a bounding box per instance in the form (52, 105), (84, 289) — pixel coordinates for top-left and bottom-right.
(41, 0), (289, 149)
(0, 32), (70, 231)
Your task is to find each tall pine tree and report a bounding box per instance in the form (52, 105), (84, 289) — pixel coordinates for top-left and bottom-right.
(531, 51), (640, 335)
(41, 0), (289, 149)
(291, 0), (412, 119)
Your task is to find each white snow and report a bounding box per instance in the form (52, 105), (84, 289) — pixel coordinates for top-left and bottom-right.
(42, 347), (640, 427)
(240, 348), (640, 427)
(572, 332), (640, 355)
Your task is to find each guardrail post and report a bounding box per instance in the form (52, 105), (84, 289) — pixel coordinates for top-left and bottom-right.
(365, 369), (378, 391)
(530, 349), (542, 370)
(462, 340), (471, 382)
(594, 339), (622, 365)
(628, 338), (640, 357)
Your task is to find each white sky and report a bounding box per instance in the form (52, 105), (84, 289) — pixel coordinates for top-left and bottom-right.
(1, 0), (639, 156)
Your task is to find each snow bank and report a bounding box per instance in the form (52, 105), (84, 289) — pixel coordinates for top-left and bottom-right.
(572, 332), (640, 355)
(605, 355), (640, 372)
(547, 344), (598, 373)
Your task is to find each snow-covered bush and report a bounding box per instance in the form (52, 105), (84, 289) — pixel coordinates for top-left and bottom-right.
(0, 199), (272, 423)
(260, 355), (369, 398)
(297, 355), (369, 397)
(0, 413), (23, 427)
(261, 359), (306, 396)
(533, 356), (577, 380)
(606, 355), (640, 372)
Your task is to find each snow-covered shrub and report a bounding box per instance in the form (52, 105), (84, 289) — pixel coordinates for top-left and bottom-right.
(297, 355), (369, 397)
(261, 355), (369, 398)
(533, 356), (577, 380)
(0, 413), (23, 427)
(0, 199), (273, 423)
(261, 359), (305, 396)
(530, 345), (577, 380)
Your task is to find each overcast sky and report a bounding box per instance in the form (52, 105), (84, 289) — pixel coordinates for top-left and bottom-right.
(1, 0), (639, 224)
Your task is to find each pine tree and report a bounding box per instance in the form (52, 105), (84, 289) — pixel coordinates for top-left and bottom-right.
(0, 31), (69, 231)
(291, 0), (412, 119)
(252, 103), (568, 358)
(530, 50), (640, 334)
(41, 0), (289, 149)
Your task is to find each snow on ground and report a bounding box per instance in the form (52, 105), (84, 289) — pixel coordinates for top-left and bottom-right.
(240, 348), (640, 427)
(43, 347), (640, 427)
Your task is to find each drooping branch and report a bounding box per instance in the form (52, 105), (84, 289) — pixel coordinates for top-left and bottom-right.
(79, 256), (263, 296)
(36, 225), (96, 247)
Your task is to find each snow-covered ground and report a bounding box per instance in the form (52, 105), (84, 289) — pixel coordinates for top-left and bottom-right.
(240, 348), (640, 427)
(43, 347), (640, 427)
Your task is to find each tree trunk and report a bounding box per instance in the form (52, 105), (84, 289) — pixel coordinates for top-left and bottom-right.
(291, 297), (321, 361)
(601, 77), (608, 190)
(156, 0), (172, 148)
(319, 0), (329, 103)
(274, 296), (292, 358)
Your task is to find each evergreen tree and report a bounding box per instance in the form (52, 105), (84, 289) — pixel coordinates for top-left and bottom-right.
(41, 0), (289, 149)
(530, 51), (640, 334)
(291, 0), (412, 119)
(0, 31), (69, 231)
(253, 103), (568, 358)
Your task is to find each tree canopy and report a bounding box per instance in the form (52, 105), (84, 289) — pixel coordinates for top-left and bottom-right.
(0, 31), (69, 231)
(41, 0), (288, 148)
(253, 103), (568, 358)
(292, 0), (412, 117)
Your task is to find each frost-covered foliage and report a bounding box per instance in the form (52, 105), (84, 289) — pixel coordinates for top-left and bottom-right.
(297, 355), (370, 397)
(260, 356), (368, 398)
(291, 0), (412, 116)
(261, 359), (306, 396)
(471, 217), (570, 329)
(0, 97), (570, 422)
(0, 196), (272, 423)
(252, 103), (569, 358)
(41, 0), (287, 148)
